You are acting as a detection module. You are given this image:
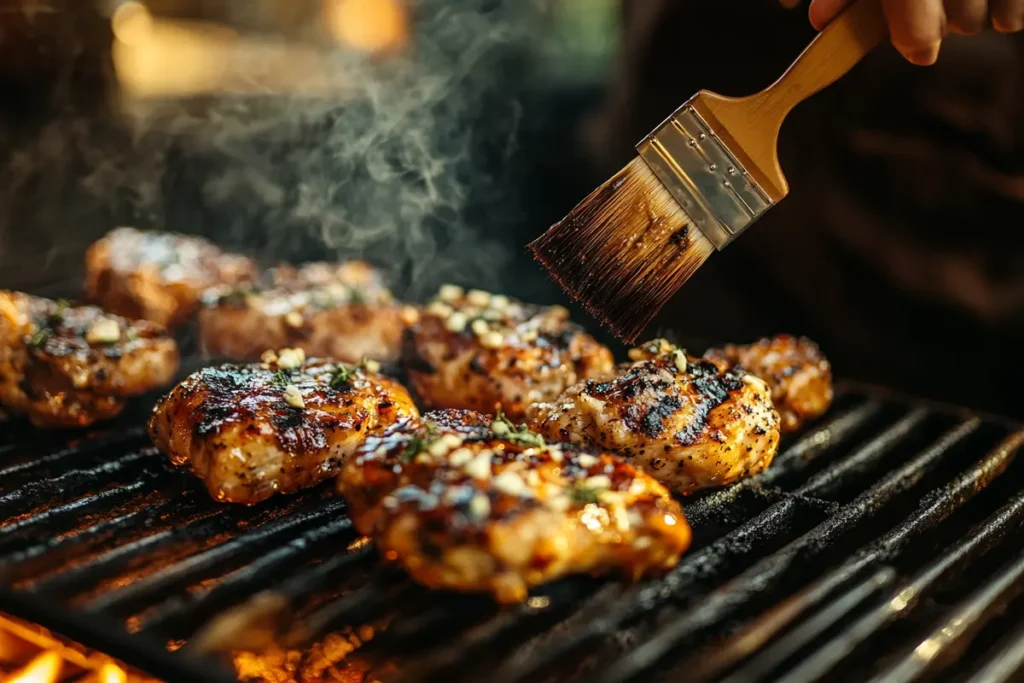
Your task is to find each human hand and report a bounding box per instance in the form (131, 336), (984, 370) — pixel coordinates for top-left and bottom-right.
(802, 0), (1024, 65)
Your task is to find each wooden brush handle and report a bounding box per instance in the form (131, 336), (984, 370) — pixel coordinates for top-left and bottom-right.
(690, 0), (887, 201)
(760, 0), (888, 116)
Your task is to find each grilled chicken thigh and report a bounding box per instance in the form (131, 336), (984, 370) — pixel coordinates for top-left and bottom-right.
(531, 339), (781, 495)
(705, 335), (833, 432)
(0, 292), (179, 428)
(265, 261), (381, 289)
(150, 349), (418, 504)
(85, 227), (257, 329)
(402, 286), (614, 422)
(339, 409), (690, 603)
(198, 261), (414, 364)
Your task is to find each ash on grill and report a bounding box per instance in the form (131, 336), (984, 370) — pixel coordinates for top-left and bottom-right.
(0, 384), (1023, 683)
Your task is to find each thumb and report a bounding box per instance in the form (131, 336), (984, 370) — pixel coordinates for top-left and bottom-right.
(808, 0), (856, 29)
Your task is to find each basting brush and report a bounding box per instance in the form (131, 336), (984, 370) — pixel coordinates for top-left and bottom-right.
(529, 0), (888, 343)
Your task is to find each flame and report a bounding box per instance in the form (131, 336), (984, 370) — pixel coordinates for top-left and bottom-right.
(4, 651), (62, 683)
(0, 615), (143, 683)
(98, 663), (128, 683)
(0, 628), (33, 666)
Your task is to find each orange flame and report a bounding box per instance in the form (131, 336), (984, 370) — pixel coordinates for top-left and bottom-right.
(0, 629), (34, 667)
(0, 615), (143, 683)
(4, 651), (62, 683)
(97, 663), (128, 683)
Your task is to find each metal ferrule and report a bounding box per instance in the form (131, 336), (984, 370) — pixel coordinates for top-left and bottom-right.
(636, 101), (774, 250)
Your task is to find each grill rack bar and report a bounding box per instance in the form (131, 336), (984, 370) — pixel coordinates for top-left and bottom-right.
(84, 497), (349, 615)
(137, 515), (356, 637)
(0, 490), (198, 572)
(870, 544), (1024, 683)
(0, 427), (147, 481)
(721, 473), (1024, 683)
(0, 387), (1021, 683)
(593, 417), (983, 683)
(0, 448), (156, 518)
(0, 479), (152, 544)
(721, 566), (900, 683)
(27, 500), (267, 599)
(965, 619), (1024, 683)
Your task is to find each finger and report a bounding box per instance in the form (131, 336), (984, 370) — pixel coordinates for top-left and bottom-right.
(808, 0), (856, 29)
(945, 0), (990, 33)
(884, 0), (947, 65)
(991, 0), (1024, 31)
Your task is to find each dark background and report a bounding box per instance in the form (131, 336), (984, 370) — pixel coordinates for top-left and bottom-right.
(0, 0), (1020, 417)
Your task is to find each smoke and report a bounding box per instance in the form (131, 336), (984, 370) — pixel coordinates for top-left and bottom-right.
(0, 0), (548, 300)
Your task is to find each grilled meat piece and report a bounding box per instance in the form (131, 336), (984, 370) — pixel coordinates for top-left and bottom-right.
(339, 409), (690, 603)
(198, 261), (413, 364)
(150, 349), (418, 504)
(531, 339), (781, 495)
(705, 335), (833, 432)
(0, 292), (179, 428)
(85, 227), (257, 329)
(266, 261), (381, 289)
(402, 286), (615, 422)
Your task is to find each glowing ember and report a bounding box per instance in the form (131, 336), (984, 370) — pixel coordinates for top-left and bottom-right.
(233, 627), (376, 683)
(5, 651), (62, 683)
(98, 662), (129, 683)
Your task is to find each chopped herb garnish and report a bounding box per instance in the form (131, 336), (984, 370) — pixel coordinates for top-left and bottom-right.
(399, 422), (442, 462)
(349, 287), (366, 305)
(270, 370), (290, 388)
(400, 436), (424, 462)
(329, 364), (355, 389)
(125, 327), (139, 342)
(492, 409), (545, 447)
(48, 299), (69, 326)
(569, 485), (603, 506)
(28, 329), (49, 347)
(219, 286), (254, 305)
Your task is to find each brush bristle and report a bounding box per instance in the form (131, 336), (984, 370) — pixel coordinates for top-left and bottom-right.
(529, 157), (714, 343)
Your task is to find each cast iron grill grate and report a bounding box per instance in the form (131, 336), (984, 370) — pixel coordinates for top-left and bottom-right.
(0, 383), (1022, 683)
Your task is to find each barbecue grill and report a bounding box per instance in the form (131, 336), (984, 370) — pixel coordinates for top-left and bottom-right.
(0, 367), (1022, 683)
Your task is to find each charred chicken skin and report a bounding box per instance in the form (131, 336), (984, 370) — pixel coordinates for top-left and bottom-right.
(531, 339), (781, 495)
(84, 227), (257, 329)
(402, 286), (615, 423)
(0, 292), (179, 428)
(198, 261), (414, 364)
(704, 335), (833, 432)
(339, 409), (690, 603)
(150, 349), (418, 504)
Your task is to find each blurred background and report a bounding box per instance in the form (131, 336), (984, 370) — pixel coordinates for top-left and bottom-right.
(0, 0), (1020, 416)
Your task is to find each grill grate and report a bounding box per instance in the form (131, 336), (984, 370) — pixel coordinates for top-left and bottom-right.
(0, 384), (1022, 683)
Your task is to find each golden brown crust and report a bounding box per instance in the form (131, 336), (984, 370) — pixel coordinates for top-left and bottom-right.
(531, 339), (781, 496)
(149, 351), (418, 504)
(0, 291), (180, 428)
(704, 335), (833, 432)
(338, 409), (691, 603)
(198, 261), (412, 364)
(402, 287), (615, 422)
(84, 227), (257, 329)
